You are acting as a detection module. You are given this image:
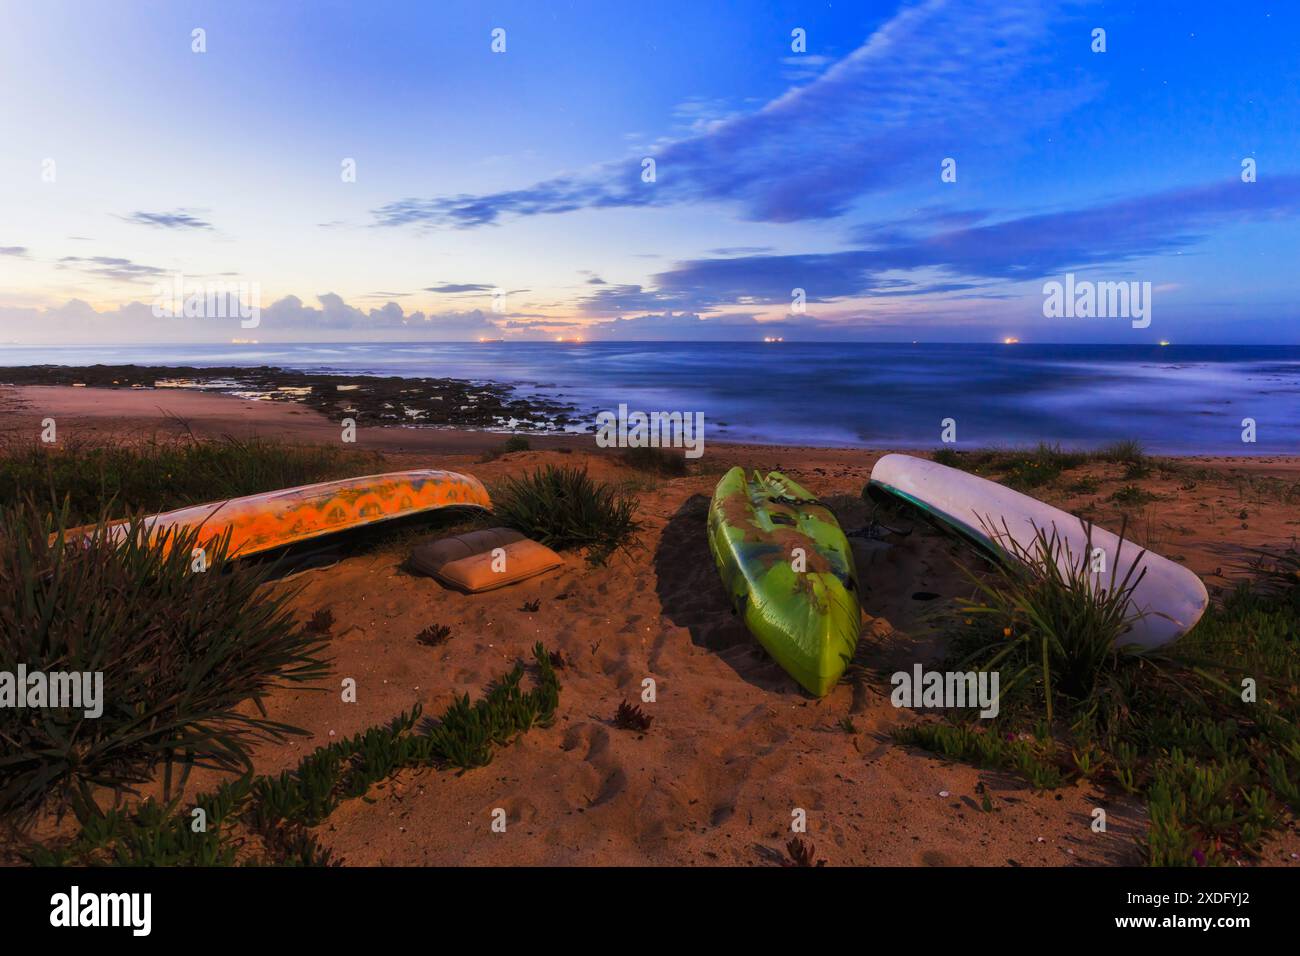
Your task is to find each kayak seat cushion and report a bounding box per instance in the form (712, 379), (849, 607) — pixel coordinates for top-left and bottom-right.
(409, 527), (562, 592)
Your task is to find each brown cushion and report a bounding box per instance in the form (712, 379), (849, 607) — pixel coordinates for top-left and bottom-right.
(409, 528), (562, 592)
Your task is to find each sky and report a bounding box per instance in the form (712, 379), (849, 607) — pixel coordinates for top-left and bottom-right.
(1, 0), (1297, 345)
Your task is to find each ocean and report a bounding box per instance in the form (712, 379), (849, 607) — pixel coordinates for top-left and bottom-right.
(4, 342), (1299, 455)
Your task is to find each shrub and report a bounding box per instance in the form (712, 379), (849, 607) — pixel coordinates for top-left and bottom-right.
(491, 465), (640, 564)
(1110, 484), (1157, 507)
(620, 446), (688, 476)
(1002, 443), (1088, 490)
(479, 434), (532, 462)
(0, 499), (330, 818)
(931, 447), (962, 468)
(928, 443), (1087, 489)
(502, 434), (532, 453)
(1066, 476), (1100, 496)
(1095, 439), (1147, 464)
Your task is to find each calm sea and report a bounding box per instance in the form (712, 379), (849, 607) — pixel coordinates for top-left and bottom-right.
(4, 342), (1298, 455)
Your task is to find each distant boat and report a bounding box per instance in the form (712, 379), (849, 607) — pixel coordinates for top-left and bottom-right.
(763, 336), (784, 343)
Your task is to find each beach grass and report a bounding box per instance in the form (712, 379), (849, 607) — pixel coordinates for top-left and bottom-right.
(931, 442), (1091, 490)
(946, 520), (1148, 714)
(491, 464), (640, 564)
(21, 644), (561, 865)
(897, 538), (1300, 866)
(1094, 439), (1147, 464)
(0, 500), (331, 820)
(929, 440), (1169, 493)
(620, 445), (689, 476)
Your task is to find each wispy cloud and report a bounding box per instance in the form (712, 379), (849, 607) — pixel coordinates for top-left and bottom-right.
(58, 255), (168, 283)
(120, 209), (213, 230)
(780, 53), (834, 84)
(370, 0), (1091, 231)
(425, 282), (495, 294)
(599, 175), (1300, 312)
(0, 246), (28, 257)
(579, 283), (700, 317)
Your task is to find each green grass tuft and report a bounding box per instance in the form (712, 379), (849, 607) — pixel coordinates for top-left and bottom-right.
(950, 518), (1149, 715)
(1110, 484), (1158, 507)
(1095, 439), (1147, 464)
(491, 465), (640, 564)
(0, 499), (330, 819)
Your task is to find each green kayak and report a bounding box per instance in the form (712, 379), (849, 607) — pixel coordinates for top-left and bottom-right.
(707, 467), (861, 696)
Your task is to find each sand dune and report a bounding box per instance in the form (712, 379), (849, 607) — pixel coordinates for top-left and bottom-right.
(4, 385), (1298, 866)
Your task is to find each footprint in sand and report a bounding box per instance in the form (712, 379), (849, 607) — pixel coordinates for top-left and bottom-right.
(560, 721), (631, 809)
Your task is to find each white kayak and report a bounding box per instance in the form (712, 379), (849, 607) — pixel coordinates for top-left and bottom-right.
(868, 453), (1208, 649)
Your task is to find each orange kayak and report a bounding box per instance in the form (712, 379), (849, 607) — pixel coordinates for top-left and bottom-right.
(65, 470), (491, 559)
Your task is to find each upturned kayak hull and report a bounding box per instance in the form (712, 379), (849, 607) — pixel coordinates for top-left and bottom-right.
(868, 453), (1207, 648)
(707, 467), (861, 696)
(66, 469), (492, 559)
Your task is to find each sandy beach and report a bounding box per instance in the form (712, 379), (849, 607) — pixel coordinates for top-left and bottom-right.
(4, 384), (1299, 866)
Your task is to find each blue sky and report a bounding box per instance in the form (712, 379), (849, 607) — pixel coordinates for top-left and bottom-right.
(1, 0), (1297, 344)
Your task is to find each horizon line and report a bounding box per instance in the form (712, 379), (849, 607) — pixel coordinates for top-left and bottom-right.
(4, 340), (1300, 349)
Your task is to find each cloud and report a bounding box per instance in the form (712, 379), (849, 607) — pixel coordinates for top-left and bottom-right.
(262, 293), (500, 337)
(780, 53), (834, 84)
(846, 175), (1300, 278)
(424, 282), (495, 294)
(58, 255), (168, 283)
(374, 179), (649, 229)
(503, 319), (586, 329)
(621, 174), (1300, 310)
(370, 0), (1092, 230)
(1, 246), (28, 256)
(0, 293), (503, 344)
(121, 209), (213, 230)
(578, 283), (701, 317)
